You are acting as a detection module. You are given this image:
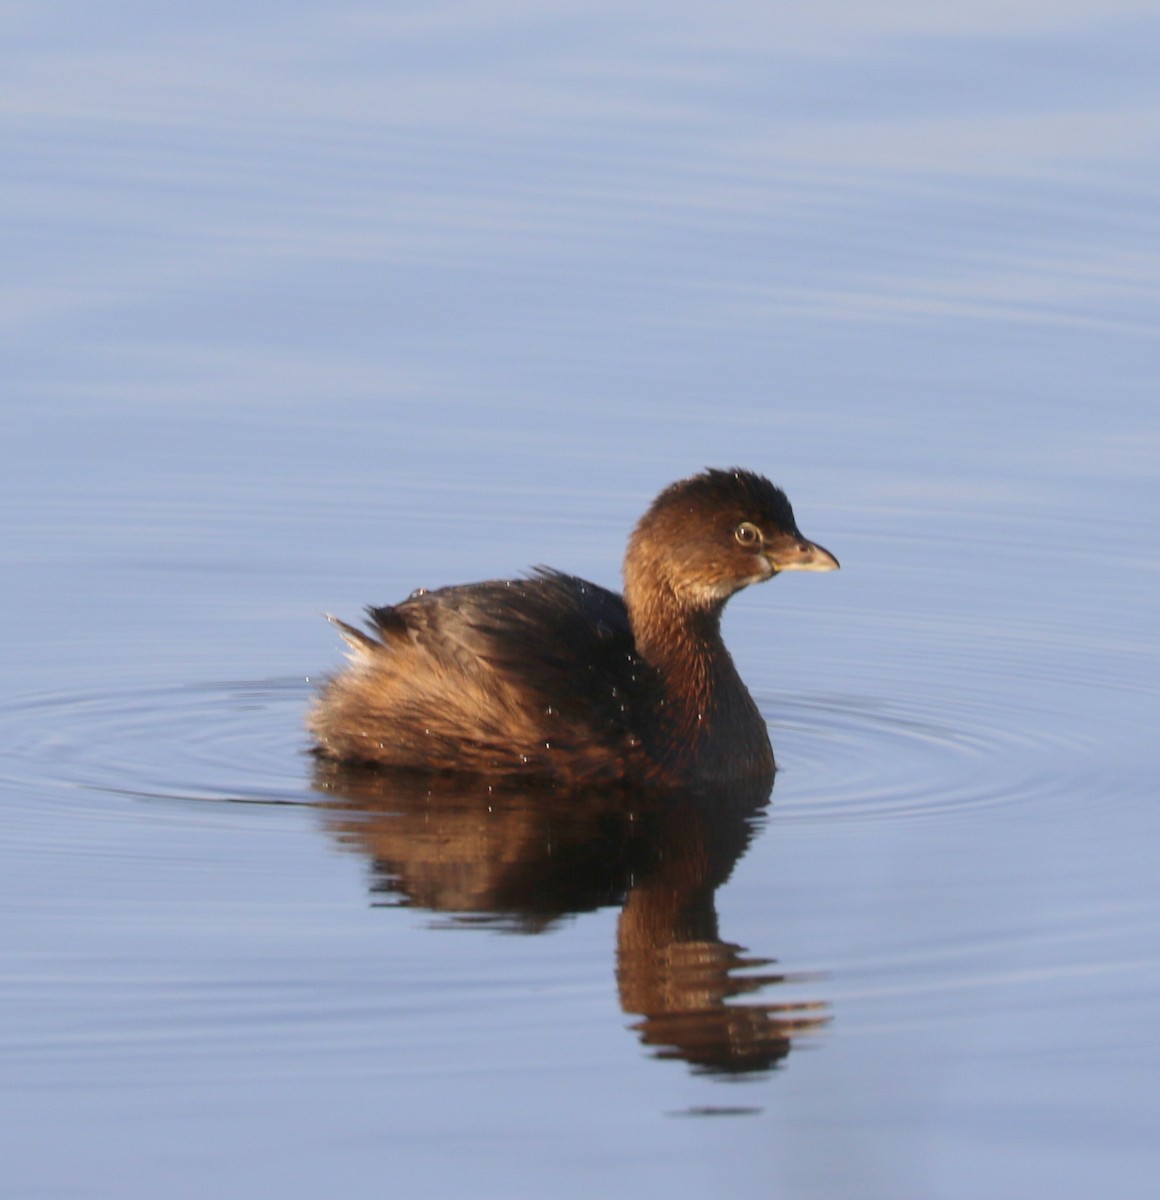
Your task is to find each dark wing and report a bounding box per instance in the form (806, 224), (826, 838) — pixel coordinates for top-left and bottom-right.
(475, 567), (654, 735)
(313, 570), (656, 780)
(394, 568), (654, 746)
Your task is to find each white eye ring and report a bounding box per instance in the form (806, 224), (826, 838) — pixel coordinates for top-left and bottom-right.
(734, 522), (762, 547)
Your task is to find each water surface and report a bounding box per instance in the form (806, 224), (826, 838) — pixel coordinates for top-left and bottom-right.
(3, 4), (1160, 1198)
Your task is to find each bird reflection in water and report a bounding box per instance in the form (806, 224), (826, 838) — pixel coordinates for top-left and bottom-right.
(312, 759), (829, 1077)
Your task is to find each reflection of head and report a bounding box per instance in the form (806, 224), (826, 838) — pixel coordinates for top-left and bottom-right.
(312, 760), (827, 1075)
(613, 785), (829, 1076)
(621, 938), (829, 1076)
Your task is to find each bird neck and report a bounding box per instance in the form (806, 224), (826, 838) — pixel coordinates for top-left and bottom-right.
(625, 562), (772, 782)
(627, 583), (738, 763)
(627, 584), (726, 701)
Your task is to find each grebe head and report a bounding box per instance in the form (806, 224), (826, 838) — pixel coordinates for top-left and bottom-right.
(625, 468), (839, 614)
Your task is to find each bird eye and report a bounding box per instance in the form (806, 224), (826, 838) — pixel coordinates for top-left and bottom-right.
(734, 522), (762, 547)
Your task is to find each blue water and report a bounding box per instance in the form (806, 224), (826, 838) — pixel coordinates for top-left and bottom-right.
(4, 4), (1160, 1198)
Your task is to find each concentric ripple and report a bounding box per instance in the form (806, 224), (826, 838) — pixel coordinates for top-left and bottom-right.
(0, 669), (1088, 830)
(0, 678), (317, 812)
(760, 690), (1067, 827)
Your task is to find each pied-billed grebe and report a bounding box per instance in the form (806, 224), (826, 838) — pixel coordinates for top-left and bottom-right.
(309, 468), (838, 786)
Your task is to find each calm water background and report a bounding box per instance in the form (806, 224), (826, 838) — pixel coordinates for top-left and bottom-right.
(4, 3), (1160, 1197)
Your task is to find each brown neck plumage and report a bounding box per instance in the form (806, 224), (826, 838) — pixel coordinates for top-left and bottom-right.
(626, 576), (734, 772)
(623, 517), (774, 782)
